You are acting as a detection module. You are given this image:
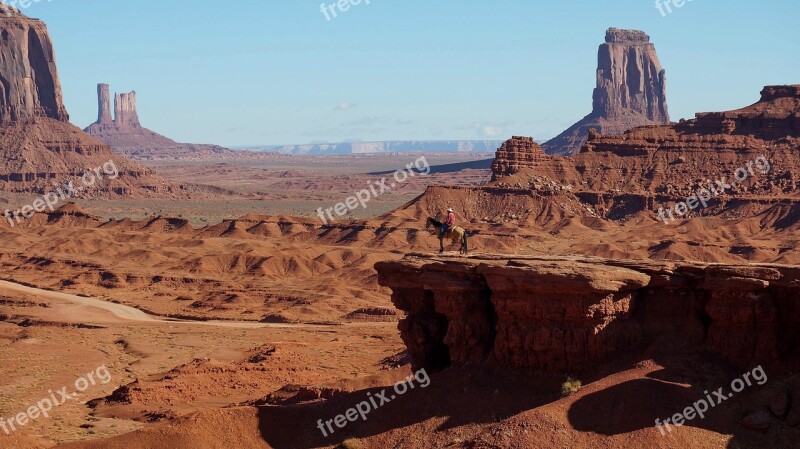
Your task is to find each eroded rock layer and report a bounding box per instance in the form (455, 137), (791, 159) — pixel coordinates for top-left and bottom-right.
(543, 28), (671, 156)
(490, 136), (550, 181)
(376, 254), (800, 374)
(486, 85), (800, 222)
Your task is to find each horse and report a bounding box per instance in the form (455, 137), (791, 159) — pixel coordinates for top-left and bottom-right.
(426, 217), (469, 255)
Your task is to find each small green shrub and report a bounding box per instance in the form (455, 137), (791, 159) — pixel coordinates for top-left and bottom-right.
(561, 377), (582, 397)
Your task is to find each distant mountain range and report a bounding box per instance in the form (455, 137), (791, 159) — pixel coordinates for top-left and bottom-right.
(238, 140), (504, 155)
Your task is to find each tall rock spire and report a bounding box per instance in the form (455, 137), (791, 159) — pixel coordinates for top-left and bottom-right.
(542, 28), (671, 156)
(593, 28), (669, 122)
(114, 91), (140, 129)
(97, 83), (113, 124)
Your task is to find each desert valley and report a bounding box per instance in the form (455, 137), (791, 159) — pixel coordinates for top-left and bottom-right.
(0, 2), (799, 449)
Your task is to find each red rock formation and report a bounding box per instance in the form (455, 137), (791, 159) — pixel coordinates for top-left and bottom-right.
(490, 136), (549, 181)
(0, 10), (181, 197)
(486, 85), (800, 221)
(543, 28), (671, 156)
(114, 91), (140, 129)
(376, 254), (800, 374)
(97, 83), (113, 125)
(0, 7), (69, 125)
(85, 83), (240, 160)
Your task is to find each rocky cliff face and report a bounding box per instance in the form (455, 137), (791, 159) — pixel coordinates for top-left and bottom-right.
(376, 254), (800, 374)
(0, 10), (181, 197)
(0, 7), (69, 125)
(543, 28), (671, 156)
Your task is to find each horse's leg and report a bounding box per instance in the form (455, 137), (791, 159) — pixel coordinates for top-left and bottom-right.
(439, 236), (444, 253)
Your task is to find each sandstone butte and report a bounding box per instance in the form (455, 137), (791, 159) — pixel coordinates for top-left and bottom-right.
(84, 83), (241, 161)
(543, 27), (671, 156)
(0, 7), (180, 197)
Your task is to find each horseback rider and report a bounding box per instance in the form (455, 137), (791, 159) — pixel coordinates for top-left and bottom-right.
(440, 207), (456, 238)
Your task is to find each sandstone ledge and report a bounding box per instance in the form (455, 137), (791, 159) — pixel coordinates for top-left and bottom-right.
(376, 254), (800, 374)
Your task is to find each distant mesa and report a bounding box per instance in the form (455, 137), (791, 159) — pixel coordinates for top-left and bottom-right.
(542, 27), (671, 156)
(85, 83), (238, 161)
(252, 141), (503, 155)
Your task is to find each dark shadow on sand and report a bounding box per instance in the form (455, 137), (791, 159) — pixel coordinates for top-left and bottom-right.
(256, 367), (561, 449)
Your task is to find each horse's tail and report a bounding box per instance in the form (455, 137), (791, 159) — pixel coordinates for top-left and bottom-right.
(462, 230), (469, 254)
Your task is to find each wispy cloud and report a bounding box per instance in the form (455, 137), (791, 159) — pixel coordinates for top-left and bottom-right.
(457, 122), (511, 138)
(334, 101), (356, 111)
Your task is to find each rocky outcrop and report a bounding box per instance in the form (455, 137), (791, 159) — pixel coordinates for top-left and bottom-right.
(0, 10), (182, 197)
(0, 7), (69, 125)
(575, 84), (800, 199)
(485, 85), (800, 222)
(376, 254), (800, 374)
(543, 28), (670, 156)
(84, 83), (239, 160)
(490, 136), (549, 181)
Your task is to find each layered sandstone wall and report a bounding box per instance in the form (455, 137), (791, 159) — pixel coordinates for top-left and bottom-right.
(0, 8), (69, 125)
(490, 136), (550, 181)
(488, 85), (800, 221)
(376, 254), (800, 374)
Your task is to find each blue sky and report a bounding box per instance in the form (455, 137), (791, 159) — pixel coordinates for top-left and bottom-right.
(28, 0), (800, 146)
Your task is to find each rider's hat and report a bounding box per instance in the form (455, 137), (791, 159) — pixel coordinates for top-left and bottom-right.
(447, 207), (454, 212)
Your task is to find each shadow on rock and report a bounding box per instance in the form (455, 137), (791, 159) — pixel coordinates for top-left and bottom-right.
(257, 367), (562, 449)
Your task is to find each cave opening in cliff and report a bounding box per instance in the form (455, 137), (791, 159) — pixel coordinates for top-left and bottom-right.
(419, 289), (452, 372)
